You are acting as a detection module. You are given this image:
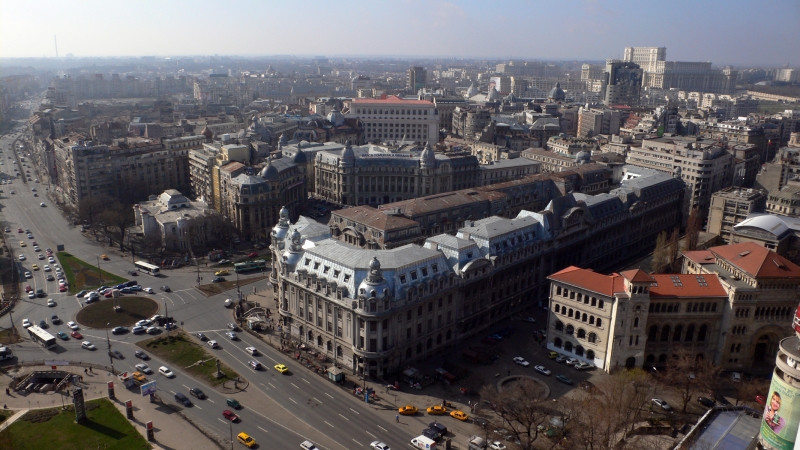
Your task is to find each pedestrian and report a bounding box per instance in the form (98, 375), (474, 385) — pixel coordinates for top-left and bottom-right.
(396, 414), (400, 423)
(5, 388), (8, 395)
(84, 368), (87, 374)
(507, 369), (511, 376)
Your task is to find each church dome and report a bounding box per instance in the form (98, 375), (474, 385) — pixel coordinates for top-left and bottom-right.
(341, 140), (355, 165)
(548, 82), (566, 101)
(293, 148), (307, 164)
(260, 160), (279, 180)
(357, 256), (390, 300)
(419, 142), (436, 168)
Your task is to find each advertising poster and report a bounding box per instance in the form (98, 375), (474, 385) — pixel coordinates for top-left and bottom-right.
(761, 375), (800, 450)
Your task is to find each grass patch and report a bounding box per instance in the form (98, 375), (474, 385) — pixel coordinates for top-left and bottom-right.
(0, 398), (150, 449)
(197, 275), (266, 296)
(0, 410), (11, 425)
(57, 252), (127, 293)
(139, 332), (239, 386)
(75, 296), (159, 329)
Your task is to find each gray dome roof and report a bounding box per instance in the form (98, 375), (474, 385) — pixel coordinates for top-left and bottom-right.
(549, 82), (566, 101)
(293, 149), (307, 164)
(260, 161), (279, 180)
(358, 256), (390, 300)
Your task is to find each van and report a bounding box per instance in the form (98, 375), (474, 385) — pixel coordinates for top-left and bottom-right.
(237, 432), (256, 448)
(411, 435), (437, 449)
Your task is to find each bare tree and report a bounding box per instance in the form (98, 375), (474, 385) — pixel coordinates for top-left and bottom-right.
(652, 231), (668, 272)
(479, 378), (550, 449)
(657, 349), (720, 413)
(684, 207), (700, 251)
(667, 228), (681, 272)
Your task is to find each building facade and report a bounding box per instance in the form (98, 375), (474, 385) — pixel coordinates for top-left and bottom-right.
(707, 187), (767, 242)
(347, 95), (438, 145)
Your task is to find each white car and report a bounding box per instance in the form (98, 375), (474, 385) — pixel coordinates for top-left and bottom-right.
(146, 326), (161, 335)
(67, 321), (79, 330)
(565, 358), (579, 366)
(513, 356), (530, 367)
(81, 341), (96, 350)
(534, 365), (551, 376)
(489, 442), (507, 450)
(22, 318), (31, 328)
(226, 331), (238, 340)
(43, 265), (50, 272)
(245, 346), (259, 355)
(135, 363), (153, 374)
(158, 366), (175, 378)
(136, 319), (152, 327)
(18, 254), (25, 261)
(143, 287), (154, 294)
(208, 340), (219, 349)
(48, 256), (55, 263)
(574, 362), (594, 371)
(47, 298), (56, 307)
(370, 441), (390, 450)
(24, 271), (32, 279)
(37, 253), (45, 260)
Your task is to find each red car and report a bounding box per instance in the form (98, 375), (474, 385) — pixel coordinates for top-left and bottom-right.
(71, 331), (83, 339)
(24, 285), (32, 292)
(59, 285), (67, 292)
(17, 228), (23, 233)
(222, 409), (239, 422)
(247, 252), (258, 258)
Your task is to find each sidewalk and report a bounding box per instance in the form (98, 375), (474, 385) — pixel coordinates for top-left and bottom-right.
(0, 364), (221, 449)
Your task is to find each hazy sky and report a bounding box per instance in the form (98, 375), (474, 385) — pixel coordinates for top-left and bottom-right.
(2, 0), (798, 66)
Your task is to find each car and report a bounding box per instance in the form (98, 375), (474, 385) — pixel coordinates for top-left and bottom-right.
(18, 254), (26, 261)
(103, 290), (114, 298)
(42, 264), (50, 271)
(111, 326), (129, 335)
(39, 202), (45, 207)
(57, 331), (69, 340)
(555, 355), (568, 363)
(427, 405), (448, 415)
(120, 287), (134, 294)
(81, 341), (96, 350)
(248, 360), (263, 370)
(27, 291), (35, 299)
(70, 331), (83, 339)
(196, 332), (208, 341)
(398, 405), (418, 415)
(697, 396), (716, 408)
(75, 290), (87, 298)
(212, 276), (226, 283)
(143, 287), (154, 294)
(132, 326), (145, 334)
(555, 374), (574, 385)
(226, 398), (241, 409)
(132, 372), (148, 383)
(19, 241), (26, 247)
(565, 358), (579, 366)
(158, 366), (175, 378)
(208, 340), (219, 349)
(31, 264), (40, 271)
(136, 319), (152, 327)
(17, 228), (22, 233)
(146, 326), (161, 335)
(222, 409), (239, 422)
(574, 362), (594, 371)
(174, 392), (192, 407)
(489, 441), (508, 450)
(24, 285), (32, 293)
(48, 256), (55, 264)
(218, 259), (231, 264)
(110, 350), (124, 359)
(450, 410), (469, 421)
(135, 363), (153, 374)
(215, 269), (230, 276)
(124, 280), (138, 287)
(134, 350), (149, 360)
(237, 432), (256, 448)
(534, 365), (552, 376)
(67, 321), (79, 330)
(46, 274), (55, 281)
(513, 356), (530, 367)
(247, 252), (258, 258)
(189, 387), (206, 399)
(429, 421), (448, 436)
(38, 319), (48, 328)
(245, 346), (259, 355)
(523, 316), (537, 323)
(22, 318), (32, 328)
(652, 398), (672, 411)
(274, 363), (289, 374)
(101, 254), (109, 260)
(59, 285), (67, 292)
(50, 314), (60, 324)
(226, 331), (238, 340)
(227, 323), (239, 331)
(37, 253), (44, 260)
(370, 441), (390, 450)
(160, 285), (171, 292)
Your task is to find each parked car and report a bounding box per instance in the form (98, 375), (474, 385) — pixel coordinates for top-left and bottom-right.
(111, 326), (129, 335)
(574, 362), (593, 371)
(132, 326), (146, 334)
(196, 332), (208, 341)
(534, 365), (552, 376)
(652, 398), (672, 411)
(697, 396), (716, 408)
(565, 358), (579, 366)
(513, 356), (530, 367)
(555, 374), (574, 385)
(208, 340), (219, 349)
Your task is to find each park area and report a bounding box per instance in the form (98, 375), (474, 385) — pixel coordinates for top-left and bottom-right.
(139, 332), (240, 386)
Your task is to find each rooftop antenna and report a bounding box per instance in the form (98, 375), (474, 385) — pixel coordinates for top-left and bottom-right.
(54, 35), (58, 58)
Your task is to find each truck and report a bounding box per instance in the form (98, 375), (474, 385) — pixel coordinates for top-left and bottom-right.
(410, 435), (437, 449)
(468, 435), (487, 450)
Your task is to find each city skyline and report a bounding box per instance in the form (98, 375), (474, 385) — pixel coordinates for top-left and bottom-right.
(1, 0), (799, 67)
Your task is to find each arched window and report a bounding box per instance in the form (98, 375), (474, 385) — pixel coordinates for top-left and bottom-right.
(565, 325), (575, 335)
(673, 324), (683, 342)
(554, 304), (560, 313)
(588, 332), (597, 343)
(634, 317), (639, 328)
(326, 340), (332, 351)
(577, 329), (586, 339)
(660, 325), (670, 342)
(586, 350), (595, 360)
(575, 345), (584, 357)
(589, 316), (595, 325)
(317, 336), (322, 346)
(685, 324), (695, 342)
(698, 324), (708, 342)
(582, 313), (588, 322)
(648, 325), (658, 341)
(568, 308), (574, 318)
(554, 338), (563, 348)
(555, 320), (564, 331)
(564, 341), (573, 352)
(596, 318), (602, 328)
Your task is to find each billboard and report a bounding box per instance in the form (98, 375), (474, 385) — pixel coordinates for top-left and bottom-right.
(761, 374), (800, 449)
(140, 381), (157, 396)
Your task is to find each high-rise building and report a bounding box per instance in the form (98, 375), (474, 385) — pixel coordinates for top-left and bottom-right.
(602, 60), (643, 106)
(407, 66), (426, 93)
(706, 187), (766, 242)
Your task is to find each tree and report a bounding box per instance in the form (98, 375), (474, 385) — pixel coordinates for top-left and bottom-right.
(96, 200), (134, 250)
(684, 207), (701, 251)
(667, 228), (681, 272)
(657, 349), (720, 413)
(479, 378), (550, 449)
(652, 231), (668, 273)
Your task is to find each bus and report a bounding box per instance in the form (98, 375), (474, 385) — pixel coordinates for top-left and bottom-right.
(27, 325), (56, 349)
(234, 259), (267, 273)
(134, 261), (161, 276)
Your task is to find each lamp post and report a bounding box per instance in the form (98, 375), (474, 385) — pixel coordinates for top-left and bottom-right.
(96, 256), (102, 283)
(106, 322), (114, 374)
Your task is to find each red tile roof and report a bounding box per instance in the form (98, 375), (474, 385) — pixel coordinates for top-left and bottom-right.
(333, 205), (418, 231)
(548, 266), (626, 297)
(649, 274), (727, 298)
(352, 95), (432, 105)
(710, 242), (800, 279)
(620, 269), (655, 283)
(682, 250), (715, 265)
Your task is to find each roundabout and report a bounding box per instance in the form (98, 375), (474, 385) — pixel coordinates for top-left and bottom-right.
(74, 296), (159, 329)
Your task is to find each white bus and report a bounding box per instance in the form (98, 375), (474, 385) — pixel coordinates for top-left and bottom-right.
(27, 325), (56, 349)
(134, 261), (160, 276)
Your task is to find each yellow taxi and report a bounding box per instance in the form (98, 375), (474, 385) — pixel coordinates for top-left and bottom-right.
(215, 269), (230, 276)
(427, 405), (448, 415)
(32, 264), (40, 271)
(274, 363), (289, 374)
(19, 241), (26, 247)
(398, 404), (418, 415)
(450, 410), (469, 421)
(236, 432), (256, 448)
(101, 254), (109, 260)
(132, 372), (147, 383)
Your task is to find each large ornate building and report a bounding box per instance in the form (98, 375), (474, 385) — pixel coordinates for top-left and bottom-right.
(546, 242), (800, 373)
(347, 95), (438, 145)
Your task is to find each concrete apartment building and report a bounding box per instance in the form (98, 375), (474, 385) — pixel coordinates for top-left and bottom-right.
(546, 242), (800, 373)
(347, 95), (438, 145)
(577, 107), (621, 138)
(706, 187), (766, 242)
(602, 60), (643, 106)
(270, 166), (685, 377)
(626, 135), (735, 223)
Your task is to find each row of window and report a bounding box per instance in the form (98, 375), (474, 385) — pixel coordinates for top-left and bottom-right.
(647, 323), (708, 343)
(554, 321), (599, 342)
(551, 339), (595, 360)
(554, 287), (605, 310)
(649, 301), (718, 314)
(552, 305), (604, 328)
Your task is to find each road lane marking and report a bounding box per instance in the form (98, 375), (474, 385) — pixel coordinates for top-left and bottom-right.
(352, 439), (363, 446)
(337, 413), (349, 421)
(325, 393), (334, 399)
(257, 425), (269, 433)
(302, 378), (310, 384)
(349, 408), (360, 415)
(217, 418), (228, 424)
(193, 404), (202, 410)
(324, 420), (334, 428)
(366, 431), (376, 438)
(290, 382), (300, 389)
(377, 425), (387, 433)
(268, 382), (277, 389)
(208, 399), (215, 403)
(312, 397), (322, 404)
(289, 397), (298, 404)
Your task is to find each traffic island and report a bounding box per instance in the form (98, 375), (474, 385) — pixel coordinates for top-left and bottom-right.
(138, 332), (240, 387)
(75, 296), (158, 328)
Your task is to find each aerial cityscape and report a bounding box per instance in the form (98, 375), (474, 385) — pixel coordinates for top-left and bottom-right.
(1, 1), (800, 449)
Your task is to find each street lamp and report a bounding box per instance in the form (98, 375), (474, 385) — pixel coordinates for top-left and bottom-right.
(105, 322), (114, 374)
(96, 256), (103, 283)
